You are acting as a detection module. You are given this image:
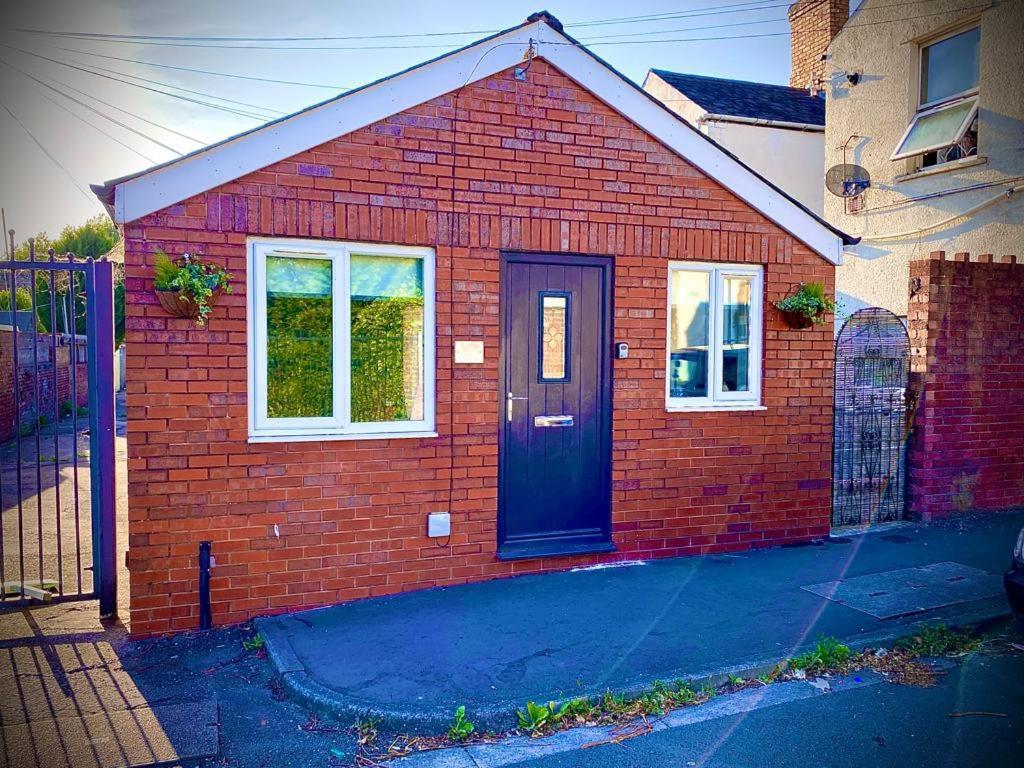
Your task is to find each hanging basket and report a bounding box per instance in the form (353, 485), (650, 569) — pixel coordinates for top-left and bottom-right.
(155, 288), (222, 319)
(780, 309), (818, 329)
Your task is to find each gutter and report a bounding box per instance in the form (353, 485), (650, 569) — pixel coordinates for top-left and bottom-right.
(697, 114), (825, 133)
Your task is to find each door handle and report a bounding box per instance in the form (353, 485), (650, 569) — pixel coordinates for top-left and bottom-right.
(506, 392), (528, 422)
(534, 415), (574, 428)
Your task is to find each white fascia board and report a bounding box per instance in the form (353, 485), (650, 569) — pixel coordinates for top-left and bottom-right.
(534, 26), (842, 264)
(113, 25), (540, 225)
(111, 19), (842, 265)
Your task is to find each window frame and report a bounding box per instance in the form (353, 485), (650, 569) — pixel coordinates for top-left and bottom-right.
(247, 237), (436, 442)
(891, 24), (981, 165)
(917, 24), (980, 111)
(890, 95), (979, 161)
(665, 261), (763, 412)
(537, 290), (572, 383)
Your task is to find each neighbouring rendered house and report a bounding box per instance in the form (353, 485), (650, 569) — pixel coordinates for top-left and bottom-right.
(819, 0), (1024, 522)
(94, 12), (853, 636)
(643, 0), (853, 216)
(822, 0), (1024, 322)
(640, 75), (825, 215)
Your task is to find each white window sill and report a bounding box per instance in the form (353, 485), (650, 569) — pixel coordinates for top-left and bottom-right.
(248, 430), (438, 444)
(665, 403), (766, 413)
(895, 155), (986, 182)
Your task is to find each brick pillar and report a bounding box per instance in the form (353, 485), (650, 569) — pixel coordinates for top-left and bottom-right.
(789, 0), (850, 90)
(907, 252), (1024, 519)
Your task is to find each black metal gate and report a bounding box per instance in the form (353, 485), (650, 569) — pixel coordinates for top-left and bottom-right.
(832, 308), (909, 528)
(0, 243), (117, 615)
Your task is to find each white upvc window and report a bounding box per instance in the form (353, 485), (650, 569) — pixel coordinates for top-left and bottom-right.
(247, 237), (436, 442)
(666, 262), (763, 411)
(892, 25), (980, 165)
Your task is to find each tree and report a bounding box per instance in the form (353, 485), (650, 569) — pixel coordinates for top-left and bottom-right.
(8, 215), (124, 344)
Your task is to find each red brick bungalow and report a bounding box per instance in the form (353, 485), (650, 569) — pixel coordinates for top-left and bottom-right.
(94, 12), (853, 636)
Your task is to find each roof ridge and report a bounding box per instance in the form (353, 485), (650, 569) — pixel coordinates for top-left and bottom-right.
(651, 69), (814, 95)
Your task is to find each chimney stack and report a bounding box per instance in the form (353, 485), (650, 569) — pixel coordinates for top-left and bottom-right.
(788, 0), (849, 91)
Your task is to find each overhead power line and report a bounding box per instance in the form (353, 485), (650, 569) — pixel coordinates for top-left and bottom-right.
(13, 0), (959, 49)
(44, 45), (351, 90)
(0, 59), (158, 162)
(57, 57), (286, 116)
(0, 44), (277, 119)
(11, 0), (792, 42)
(0, 55), (185, 154)
(584, 16), (788, 41)
(3, 63), (205, 145)
(0, 98), (99, 205)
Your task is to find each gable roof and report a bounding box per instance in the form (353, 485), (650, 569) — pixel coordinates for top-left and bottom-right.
(93, 11), (853, 262)
(649, 70), (825, 127)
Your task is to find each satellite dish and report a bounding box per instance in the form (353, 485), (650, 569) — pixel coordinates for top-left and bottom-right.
(826, 164), (871, 198)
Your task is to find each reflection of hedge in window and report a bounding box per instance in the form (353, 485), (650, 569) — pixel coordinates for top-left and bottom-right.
(266, 256), (333, 419)
(350, 255), (424, 424)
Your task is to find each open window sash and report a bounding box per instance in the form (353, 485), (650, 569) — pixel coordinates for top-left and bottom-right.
(890, 96), (978, 161)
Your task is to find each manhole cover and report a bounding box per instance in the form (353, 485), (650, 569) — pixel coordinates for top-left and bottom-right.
(802, 562), (1003, 619)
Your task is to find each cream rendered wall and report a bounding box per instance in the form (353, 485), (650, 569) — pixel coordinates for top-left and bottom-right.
(644, 72), (826, 215)
(824, 0), (1024, 322)
(701, 120), (825, 215)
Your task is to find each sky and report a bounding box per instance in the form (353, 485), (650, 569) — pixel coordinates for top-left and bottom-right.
(0, 0), (862, 242)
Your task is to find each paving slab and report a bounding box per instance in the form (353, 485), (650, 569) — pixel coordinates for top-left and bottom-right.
(256, 511), (1023, 734)
(0, 700), (218, 768)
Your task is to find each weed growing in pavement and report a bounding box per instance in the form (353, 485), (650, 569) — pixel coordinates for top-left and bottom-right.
(241, 633), (265, 652)
(790, 636), (852, 672)
(447, 706), (474, 742)
(895, 624), (980, 658)
(512, 680), (716, 739)
(355, 627), (994, 763)
(354, 715), (380, 748)
(517, 701), (557, 735)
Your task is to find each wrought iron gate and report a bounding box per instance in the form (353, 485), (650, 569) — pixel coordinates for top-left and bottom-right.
(832, 308), (909, 528)
(0, 245), (117, 615)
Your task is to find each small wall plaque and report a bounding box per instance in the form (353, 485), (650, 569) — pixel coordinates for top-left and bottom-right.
(454, 340), (485, 364)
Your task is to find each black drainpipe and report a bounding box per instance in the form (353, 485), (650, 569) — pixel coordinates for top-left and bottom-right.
(199, 541), (212, 630)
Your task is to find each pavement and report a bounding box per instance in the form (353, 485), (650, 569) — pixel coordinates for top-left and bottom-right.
(400, 648), (1024, 768)
(256, 510), (1024, 734)
(0, 602), (359, 768)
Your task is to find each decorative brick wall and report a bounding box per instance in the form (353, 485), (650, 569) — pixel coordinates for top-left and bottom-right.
(789, 0), (849, 90)
(122, 60), (836, 636)
(907, 252), (1024, 519)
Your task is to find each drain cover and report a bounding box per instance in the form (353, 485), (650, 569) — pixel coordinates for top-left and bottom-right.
(802, 562), (1003, 619)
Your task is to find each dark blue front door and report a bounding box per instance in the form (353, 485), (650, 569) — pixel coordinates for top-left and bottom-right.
(498, 252), (613, 560)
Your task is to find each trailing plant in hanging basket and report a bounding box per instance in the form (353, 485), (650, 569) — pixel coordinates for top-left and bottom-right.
(774, 282), (836, 328)
(153, 251), (232, 326)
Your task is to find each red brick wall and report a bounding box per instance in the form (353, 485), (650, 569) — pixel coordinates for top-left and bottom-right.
(0, 329), (89, 443)
(122, 60), (835, 636)
(907, 252), (1024, 519)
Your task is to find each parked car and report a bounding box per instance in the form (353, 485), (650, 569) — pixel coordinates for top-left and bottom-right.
(1006, 527), (1024, 630)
